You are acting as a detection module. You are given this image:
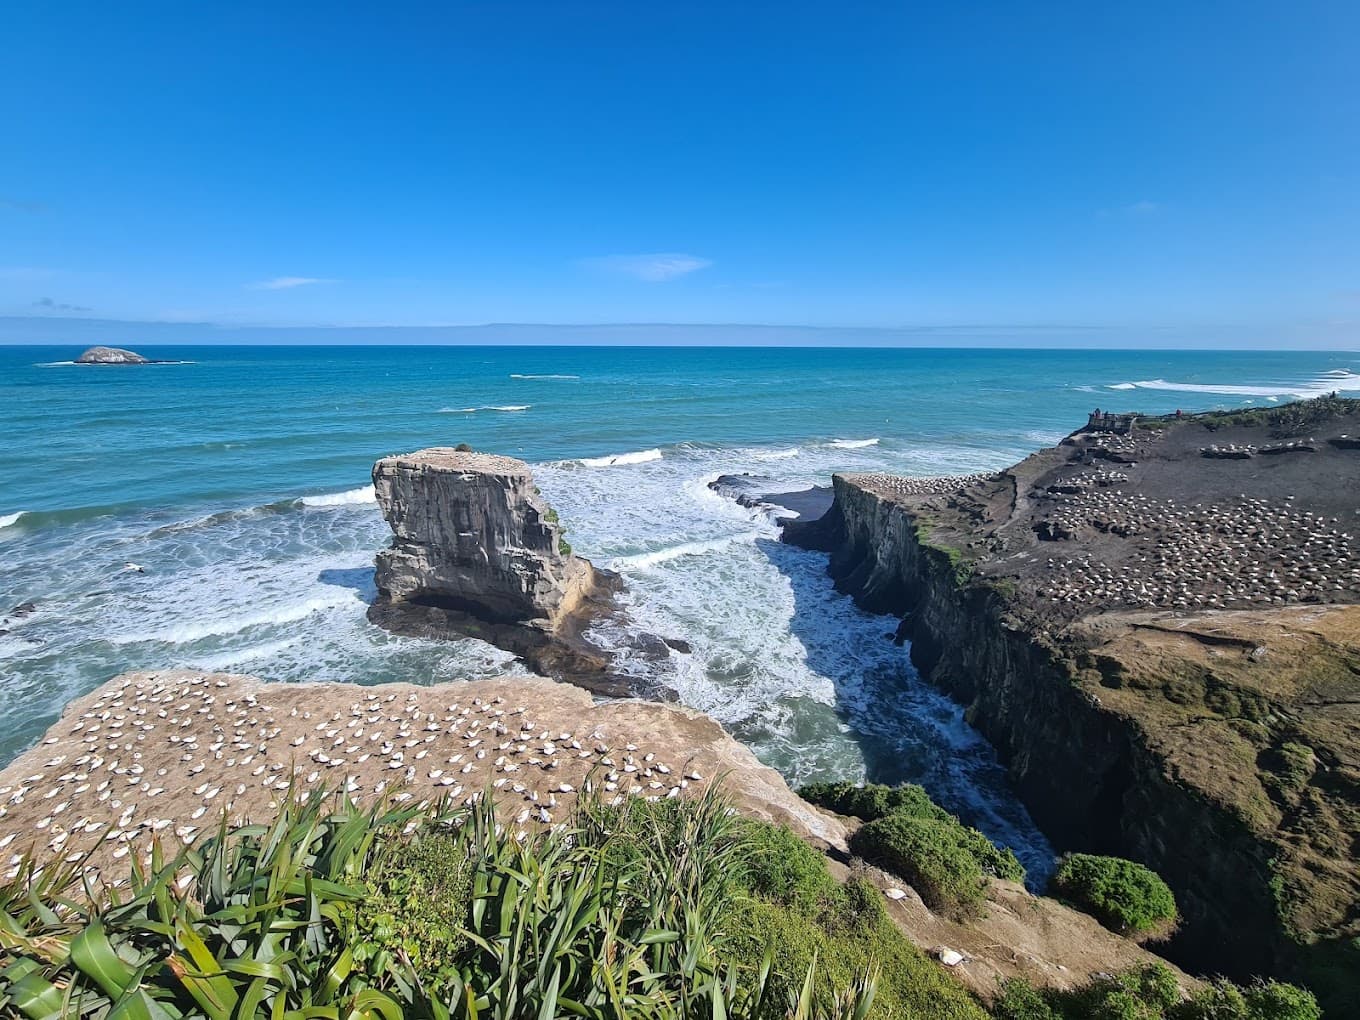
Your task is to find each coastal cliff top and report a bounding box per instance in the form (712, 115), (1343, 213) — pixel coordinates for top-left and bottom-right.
(851, 396), (1360, 620)
(0, 669), (1194, 999)
(376, 448), (530, 475)
(828, 396), (1360, 956)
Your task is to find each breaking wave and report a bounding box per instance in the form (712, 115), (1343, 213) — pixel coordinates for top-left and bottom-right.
(438, 405), (531, 413)
(296, 485), (376, 507)
(0, 511), (26, 529)
(1106, 370), (1360, 399)
(828, 438), (880, 449)
(576, 448), (664, 468)
(510, 373), (579, 379)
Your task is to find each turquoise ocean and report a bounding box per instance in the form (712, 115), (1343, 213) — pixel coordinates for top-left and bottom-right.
(4, 344), (1359, 879)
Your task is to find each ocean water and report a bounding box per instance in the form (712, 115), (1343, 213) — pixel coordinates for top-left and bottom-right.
(3, 344), (1358, 880)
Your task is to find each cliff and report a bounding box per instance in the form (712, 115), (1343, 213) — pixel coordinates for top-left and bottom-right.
(368, 448), (638, 694)
(372, 448), (603, 629)
(785, 397), (1360, 1011)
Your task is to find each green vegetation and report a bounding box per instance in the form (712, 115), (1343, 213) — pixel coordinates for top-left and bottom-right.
(912, 520), (975, 585)
(0, 782), (1325, 1020)
(1050, 853), (1178, 938)
(994, 965), (1320, 1020)
(802, 780), (1024, 917)
(0, 784), (980, 1020)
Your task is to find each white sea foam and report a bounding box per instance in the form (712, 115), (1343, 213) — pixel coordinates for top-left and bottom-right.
(510, 373), (579, 379)
(297, 485), (376, 507)
(438, 404), (531, 413)
(110, 593), (359, 645)
(828, 438), (880, 449)
(0, 511), (25, 529)
(754, 447), (801, 460)
(611, 533), (760, 571)
(577, 448), (663, 468)
(1105, 371), (1360, 399)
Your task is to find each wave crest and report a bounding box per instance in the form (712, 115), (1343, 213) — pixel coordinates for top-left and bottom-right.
(297, 485), (376, 507)
(828, 438), (880, 449)
(576, 449), (663, 468)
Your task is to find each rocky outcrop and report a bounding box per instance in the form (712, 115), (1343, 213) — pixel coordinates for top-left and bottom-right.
(368, 449), (640, 695)
(0, 669), (1198, 1001)
(76, 346), (148, 364)
(372, 449), (602, 629)
(786, 402), (1360, 1014)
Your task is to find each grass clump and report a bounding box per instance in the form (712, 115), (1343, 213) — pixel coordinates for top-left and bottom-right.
(803, 780), (1025, 913)
(1051, 853), (1177, 938)
(994, 966), (1320, 1020)
(850, 812), (990, 917)
(729, 819), (989, 1020)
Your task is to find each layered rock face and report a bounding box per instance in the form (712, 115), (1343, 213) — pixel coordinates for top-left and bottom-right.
(372, 448), (601, 630)
(76, 345), (148, 364)
(784, 401), (1360, 1014)
(368, 449), (643, 695)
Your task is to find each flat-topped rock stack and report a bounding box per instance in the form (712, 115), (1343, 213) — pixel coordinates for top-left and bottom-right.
(372, 449), (604, 631)
(367, 448), (662, 696)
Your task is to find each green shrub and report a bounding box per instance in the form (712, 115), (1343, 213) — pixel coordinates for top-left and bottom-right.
(994, 966), (1320, 1020)
(850, 812), (988, 916)
(735, 818), (845, 917)
(1051, 853), (1177, 937)
(0, 785), (881, 1020)
(730, 887), (989, 1020)
(349, 830), (474, 994)
(994, 978), (1061, 1020)
(1174, 979), (1321, 1020)
(802, 781), (1026, 884)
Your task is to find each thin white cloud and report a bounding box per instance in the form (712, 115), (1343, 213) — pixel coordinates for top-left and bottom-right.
(1126, 200), (1160, 215)
(248, 276), (336, 290)
(579, 253), (713, 282)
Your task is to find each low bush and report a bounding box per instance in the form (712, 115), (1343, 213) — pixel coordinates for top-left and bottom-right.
(850, 812), (989, 916)
(802, 780), (1026, 884)
(994, 967), (1320, 1020)
(731, 871), (989, 1020)
(734, 817), (846, 917)
(1051, 853), (1177, 938)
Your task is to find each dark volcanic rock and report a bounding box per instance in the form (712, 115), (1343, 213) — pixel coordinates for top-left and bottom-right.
(783, 398), (1360, 1013)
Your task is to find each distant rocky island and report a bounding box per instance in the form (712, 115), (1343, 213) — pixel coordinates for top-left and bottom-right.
(75, 345), (150, 364)
(782, 395), (1360, 1011)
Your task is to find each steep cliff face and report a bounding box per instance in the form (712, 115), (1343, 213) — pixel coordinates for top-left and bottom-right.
(787, 471), (1358, 1004)
(372, 448), (602, 630)
(369, 449), (643, 695)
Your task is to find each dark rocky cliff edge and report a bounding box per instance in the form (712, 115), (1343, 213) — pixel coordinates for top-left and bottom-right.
(785, 397), (1360, 1012)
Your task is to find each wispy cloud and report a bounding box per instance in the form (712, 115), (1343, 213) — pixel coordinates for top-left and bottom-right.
(0, 198), (47, 214)
(32, 297), (91, 313)
(579, 253), (713, 282)
(247, 276), (336, 290)
(1333, 289), (1360, 302)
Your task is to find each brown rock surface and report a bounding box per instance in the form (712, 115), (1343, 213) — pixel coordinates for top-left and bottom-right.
(0, 669), (1195, 1000)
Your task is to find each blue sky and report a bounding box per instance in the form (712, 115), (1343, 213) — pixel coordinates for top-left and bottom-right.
(2, 2), (1358, 346)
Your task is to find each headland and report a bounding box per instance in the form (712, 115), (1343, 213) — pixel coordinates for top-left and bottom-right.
(784, 395), (1360, 1007)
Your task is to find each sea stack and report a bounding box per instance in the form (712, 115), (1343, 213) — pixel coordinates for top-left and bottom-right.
(368, 448), (628, 690)
(76, 345), (149, 364)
